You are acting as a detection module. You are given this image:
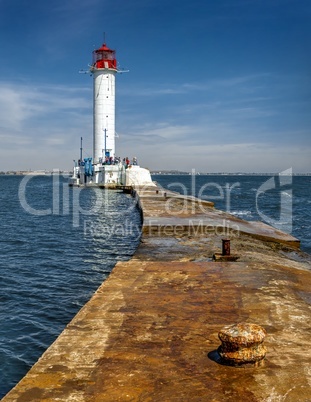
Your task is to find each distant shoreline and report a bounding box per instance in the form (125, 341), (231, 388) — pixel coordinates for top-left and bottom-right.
(0, 171), (71, 176)
(1, 170), (310, 176)
(151, 171), (311, 176)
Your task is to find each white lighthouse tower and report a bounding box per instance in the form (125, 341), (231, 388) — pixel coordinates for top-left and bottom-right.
(91, 43), (117, 163)
(87, 41), (122, 186)
(70, 39), (155, 188)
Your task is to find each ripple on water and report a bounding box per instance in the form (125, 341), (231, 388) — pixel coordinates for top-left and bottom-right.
(0, 176), (142, 397)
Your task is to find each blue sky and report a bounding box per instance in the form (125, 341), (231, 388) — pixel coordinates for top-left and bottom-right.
(0, 0), (310, 173)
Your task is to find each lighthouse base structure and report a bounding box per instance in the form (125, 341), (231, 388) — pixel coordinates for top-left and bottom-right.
(69, 163), (156, 189)
(123, 165), (157, 187)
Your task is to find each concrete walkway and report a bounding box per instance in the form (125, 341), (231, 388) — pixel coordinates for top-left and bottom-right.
(2, 187), (311, 401)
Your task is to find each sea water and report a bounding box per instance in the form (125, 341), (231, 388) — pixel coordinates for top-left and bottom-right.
(0, 174), (141, 398)
(153, 174), (311, 254)
(0, 173), (310, 397)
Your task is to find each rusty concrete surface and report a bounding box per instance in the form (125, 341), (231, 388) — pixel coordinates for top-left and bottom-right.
(3, 187), (311, 401)
(137, 189), (300, 249)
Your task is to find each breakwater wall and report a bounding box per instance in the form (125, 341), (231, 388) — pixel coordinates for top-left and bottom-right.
(2, 185), (311, 401)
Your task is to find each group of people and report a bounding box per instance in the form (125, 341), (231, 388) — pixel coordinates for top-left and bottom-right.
(101, 156), (138, 167)
(124, 156), (138, 167)
(100, 156), (120, 165)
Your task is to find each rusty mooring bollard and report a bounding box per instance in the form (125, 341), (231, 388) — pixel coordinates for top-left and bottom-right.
(218, 322), (267, 366)
(222, 239), (230, 256)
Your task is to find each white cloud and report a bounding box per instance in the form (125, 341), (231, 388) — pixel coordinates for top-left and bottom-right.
(0, 69), (310, 173)
(0, 81), (92, 170)
(117, 122), (311, 173)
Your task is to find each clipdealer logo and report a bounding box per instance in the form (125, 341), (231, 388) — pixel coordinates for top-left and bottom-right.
(145, 218), (240, 237)
(18, 168), (293, 234)
(17, 170), (137, 228)
(255, 168), (293, 233)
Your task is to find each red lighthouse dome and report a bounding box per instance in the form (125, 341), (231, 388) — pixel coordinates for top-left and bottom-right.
(92, 43), (117, 70)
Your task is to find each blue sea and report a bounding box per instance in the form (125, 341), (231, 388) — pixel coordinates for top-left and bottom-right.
(0, 174), (142, 398)
(0, 173), (310, 397)
(153, 174), (311, 255)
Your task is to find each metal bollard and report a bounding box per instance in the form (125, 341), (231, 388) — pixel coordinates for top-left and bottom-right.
(222, 239), (230, 256)
(218, 322), (267, 366)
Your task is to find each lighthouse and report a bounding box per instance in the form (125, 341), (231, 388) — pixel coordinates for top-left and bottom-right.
(69, 39), (156, 188)
(91, 43), (117, 163)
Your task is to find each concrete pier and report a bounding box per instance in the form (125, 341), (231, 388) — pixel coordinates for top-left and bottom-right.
(2, 186), (311, 401)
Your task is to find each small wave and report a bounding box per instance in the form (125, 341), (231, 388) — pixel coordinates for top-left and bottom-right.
(231, 210), (253, 217)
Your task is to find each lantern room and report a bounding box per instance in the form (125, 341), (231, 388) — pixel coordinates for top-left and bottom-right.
(92, 43), (117, 70)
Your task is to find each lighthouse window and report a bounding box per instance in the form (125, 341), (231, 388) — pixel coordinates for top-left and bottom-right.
(103, 52), (113, 60)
